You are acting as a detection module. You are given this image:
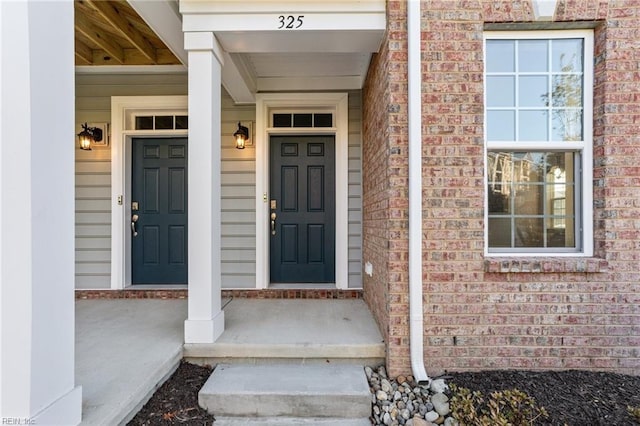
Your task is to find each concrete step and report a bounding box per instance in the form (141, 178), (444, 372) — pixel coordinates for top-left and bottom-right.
(184, 342), (385, 366)
(183, 299), (385, 367)
(199, 364), (371, 420)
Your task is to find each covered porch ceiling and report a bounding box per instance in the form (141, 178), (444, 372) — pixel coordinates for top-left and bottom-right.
(75, 0), (386, 104)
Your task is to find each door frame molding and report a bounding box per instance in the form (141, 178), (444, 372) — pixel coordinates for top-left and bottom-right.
(255, 93), (349, 289)
(110, 96), (188, 289)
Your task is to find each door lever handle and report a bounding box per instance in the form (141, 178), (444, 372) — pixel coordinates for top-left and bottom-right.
(270, 212), (276, 235)
(131, 214), (139, 237)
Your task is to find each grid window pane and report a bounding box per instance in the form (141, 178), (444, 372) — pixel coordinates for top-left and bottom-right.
(314, 113), (333, 127)
(518, 40), (548, 72)
(293, 113), (313, 127)
(487, 76), (515, 107)
(135, 116), (153, 130)
(488, 218), (512, 247)
(175, 115), (188, 129)
(552, 39), (583, 73)
(513, 152), (545, 182)
(514, 218), (544, 247)
(519, 76), (548, 107)
(519, 110), (548, 141)
(487, 111), (515, 141)
(547, 216), (575, 247)
(552, 110), (582, 141)
(486, 40), (515, 72)
(551, 74), (582, 107)
(273, 114), (292, 127)
(155, 116), (173, 130)
(487, 152), (512, 215)
(513, 184), (544, 215)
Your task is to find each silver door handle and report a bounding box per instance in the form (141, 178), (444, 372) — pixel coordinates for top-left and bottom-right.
(270, 212), (276, 235)
(131, 214), (138, 237)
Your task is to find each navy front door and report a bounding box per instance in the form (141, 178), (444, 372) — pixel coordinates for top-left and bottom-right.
(270, 135), (335, 283)
(131, 138), (187, 284)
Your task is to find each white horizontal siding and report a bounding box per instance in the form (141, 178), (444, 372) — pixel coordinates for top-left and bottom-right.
(347, 91), (363, 288)
(220, 94), (257, 288)
(75, 275), (111, 289)
(75, 75), (363, 290)
(75, 250), (111, 262)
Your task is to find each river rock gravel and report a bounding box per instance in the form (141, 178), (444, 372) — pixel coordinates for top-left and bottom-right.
(366, 365), (458, 426)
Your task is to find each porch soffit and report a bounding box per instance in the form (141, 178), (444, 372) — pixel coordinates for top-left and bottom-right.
(74, 0), (183, 66)
(180, 0), (386, 97)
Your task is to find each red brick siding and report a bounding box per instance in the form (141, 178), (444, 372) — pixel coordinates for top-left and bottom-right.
(363, 5), (393, 363)
(363, 0), (640, 377)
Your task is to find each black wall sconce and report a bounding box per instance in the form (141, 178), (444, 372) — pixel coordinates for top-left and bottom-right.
(77, 123), (103, 150)
(233, 122), (250, 149)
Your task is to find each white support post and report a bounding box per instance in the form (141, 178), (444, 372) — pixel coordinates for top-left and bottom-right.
(0, 1), (82, 423)
(183, 32), (225, 343)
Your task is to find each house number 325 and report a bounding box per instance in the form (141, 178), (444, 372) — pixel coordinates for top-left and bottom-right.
(278, 15), (304, 29)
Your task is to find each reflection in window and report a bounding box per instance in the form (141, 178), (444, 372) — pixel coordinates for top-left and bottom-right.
(487, 152), (576, 249)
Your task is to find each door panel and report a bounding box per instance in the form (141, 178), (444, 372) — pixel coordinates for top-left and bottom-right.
(132, 138), (187, 284)
(270, 135), (335, 283)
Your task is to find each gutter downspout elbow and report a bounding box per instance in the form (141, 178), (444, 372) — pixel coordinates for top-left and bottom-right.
(407, 0), (431, 385)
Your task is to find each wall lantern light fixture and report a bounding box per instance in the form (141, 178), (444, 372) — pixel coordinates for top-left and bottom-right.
(233, 122), (250, 149)
(77, 122), (103, 150)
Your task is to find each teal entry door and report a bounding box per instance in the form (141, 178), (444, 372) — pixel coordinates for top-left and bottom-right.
(131, 138), (187, 284)
(269, 135), (336, 283)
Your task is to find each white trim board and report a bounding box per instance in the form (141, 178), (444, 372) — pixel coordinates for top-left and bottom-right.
(110, 96), (188, 289)
(255, 93), (349, 290)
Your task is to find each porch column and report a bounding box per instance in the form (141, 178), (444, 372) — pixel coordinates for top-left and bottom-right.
(183, 32), (225, 343)
(0, 1), (82, 424)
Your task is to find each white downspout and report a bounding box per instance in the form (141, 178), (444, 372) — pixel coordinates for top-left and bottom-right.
(407, 0), (430, 384)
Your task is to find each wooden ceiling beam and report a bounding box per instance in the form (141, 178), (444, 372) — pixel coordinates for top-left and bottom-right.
(75, 39), (93, 65)
(75, 14), (125, 64)
(85, 0), (157, 64)
(90, 48), (180, 66)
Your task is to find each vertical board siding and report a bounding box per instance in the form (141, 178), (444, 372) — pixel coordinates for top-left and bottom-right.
(75, 73), (188, 289)
(75, 73), (363, 290)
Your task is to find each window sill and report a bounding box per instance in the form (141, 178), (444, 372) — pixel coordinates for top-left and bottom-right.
(484, 257), (609, 273)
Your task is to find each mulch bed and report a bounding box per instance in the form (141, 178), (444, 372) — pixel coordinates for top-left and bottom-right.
(128, 361), (640, 425)
(127, 361), (215, 426)
(448, 370), (640, 426)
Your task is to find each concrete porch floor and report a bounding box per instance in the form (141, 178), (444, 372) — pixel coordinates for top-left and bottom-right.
(75, 297), (384, 425)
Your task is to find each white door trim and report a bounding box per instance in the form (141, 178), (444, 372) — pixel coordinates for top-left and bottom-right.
(110, 96), (188, 289)
(255, 93), (349, 289)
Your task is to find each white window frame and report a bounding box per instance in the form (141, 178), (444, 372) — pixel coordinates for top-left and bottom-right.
(484, 30), (594, 257)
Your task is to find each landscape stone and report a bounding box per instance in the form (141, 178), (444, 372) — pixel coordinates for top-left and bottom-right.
(367, 365), (456, 426)
(412, 416), (429, 426)
(431, 392), (450, 416)
(425, 411), (439, 422)
(430, 379), (448, 394)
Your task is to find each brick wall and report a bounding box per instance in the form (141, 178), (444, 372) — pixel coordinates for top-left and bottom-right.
(362, 5), (393, 364)
(363, 0), (413, 372)
(363, 0), (640, 377)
